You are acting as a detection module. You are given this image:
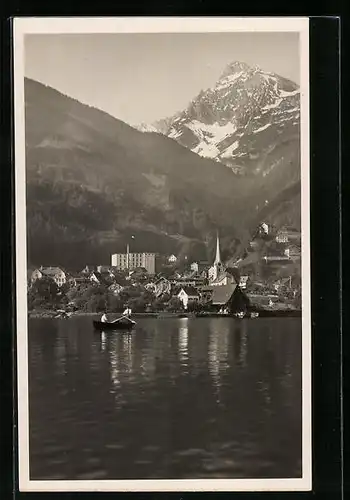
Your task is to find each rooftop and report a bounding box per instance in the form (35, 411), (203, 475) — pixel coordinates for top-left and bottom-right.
(39, 266), (64, 276)
(179, 286), (200, 297)
(212, 284), (237, 305)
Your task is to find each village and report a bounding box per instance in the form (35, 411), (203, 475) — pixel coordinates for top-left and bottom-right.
(27, 222), (302, 318)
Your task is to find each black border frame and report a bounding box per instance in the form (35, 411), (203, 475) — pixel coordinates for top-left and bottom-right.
(0, 12), (342, 500)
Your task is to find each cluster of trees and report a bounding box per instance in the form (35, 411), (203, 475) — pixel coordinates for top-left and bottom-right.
(27, 278), (188, 314)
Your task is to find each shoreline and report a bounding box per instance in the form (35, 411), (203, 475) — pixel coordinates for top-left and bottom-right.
(28, 309), (302, 319)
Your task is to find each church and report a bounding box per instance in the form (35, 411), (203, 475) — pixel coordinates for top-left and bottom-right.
(208, 232), (234, 287)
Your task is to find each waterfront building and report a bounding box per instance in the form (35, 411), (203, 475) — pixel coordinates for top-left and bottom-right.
(177, 286), (200, 310)
(111, 252), (156, 275)
(31, 266), (66, 287)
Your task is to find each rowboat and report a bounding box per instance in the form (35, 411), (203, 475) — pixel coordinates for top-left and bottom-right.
(93, 315), (136, 331)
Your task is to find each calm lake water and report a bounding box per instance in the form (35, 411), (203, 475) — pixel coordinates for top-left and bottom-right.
(28, 316), (302, 480)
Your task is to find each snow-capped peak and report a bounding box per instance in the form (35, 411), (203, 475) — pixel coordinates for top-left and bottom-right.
(149, 61), (300, 176)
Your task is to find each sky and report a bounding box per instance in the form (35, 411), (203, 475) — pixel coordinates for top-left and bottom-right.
(25, 32), (299, 125)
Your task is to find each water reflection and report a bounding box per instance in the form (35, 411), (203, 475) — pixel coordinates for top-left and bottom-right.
(178, 320), (189, 367)
(28, 317), (302, 480)
(101, 332), (106, 352)
(207, 320), (230, 404)
(233, 321), (248, 368)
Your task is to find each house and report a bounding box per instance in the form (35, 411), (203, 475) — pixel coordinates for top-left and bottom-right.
(129, 267), (149, 282)
(173, 277), (206, 288)
(96, 265), (115, 277)
(249, 240), (259, 250)
(68, 275), (91, 287)
(276, 232), (289, 243)
(238, 275), (249, 290)
(145, 282), (156, 293)
(89, 271), (113, 286)
(190, 262), (199, 273)
(108, 283), (124, 296)
(288, 244), (301, 260)
(31, 267), (66, 287)
(211, 284), (237, 309)
(190, 261), (210, 278)
(259, 222), (269, 235)
(273, 277), (292, 293)
(199, 285), (215, 304)
(81, 265), (96, 275)
(275, 227), (301, 244)
(154, 277), (171, 297)
(263, 255), (291, 263)
(168, 254), (177, 264)
(177, 286), (200, 309)
(210, 270), (236, 287)
(225, 286), (251, 313)
(208, 284), (250, 313)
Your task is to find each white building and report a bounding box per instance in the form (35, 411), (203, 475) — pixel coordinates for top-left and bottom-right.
(276, 232), (289, 243)
(168, 254), (177, 263)
(177, 286), (200, 310)
(31, 267), (66, 287)
(111, 252), (156, 275)
(260, 222), (269, 235)
(238, 275), (249, 290)
(190, 262), (199, 273)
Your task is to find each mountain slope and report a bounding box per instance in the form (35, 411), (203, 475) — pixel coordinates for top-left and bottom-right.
(25, 78), (247, 269)
(25, 76), (301, 271)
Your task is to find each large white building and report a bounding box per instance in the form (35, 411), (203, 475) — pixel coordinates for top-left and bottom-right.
(111, 252), (156, 275)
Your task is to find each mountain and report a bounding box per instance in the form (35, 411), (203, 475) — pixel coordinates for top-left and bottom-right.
(153, 61), (300, 177)
(25, 78), (248, 270)
(24, 75), (301, 271)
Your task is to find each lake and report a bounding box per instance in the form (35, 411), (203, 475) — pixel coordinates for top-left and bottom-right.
(28, 316), (302, 480)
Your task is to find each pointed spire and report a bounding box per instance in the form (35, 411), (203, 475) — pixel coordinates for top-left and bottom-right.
(214, 230), (221, 265)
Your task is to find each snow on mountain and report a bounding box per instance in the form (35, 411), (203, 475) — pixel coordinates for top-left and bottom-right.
(151, 61), (300, 177)
(133, 122), (158, 133)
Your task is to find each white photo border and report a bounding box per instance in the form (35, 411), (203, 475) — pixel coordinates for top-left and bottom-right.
(14, 16), (311, 492)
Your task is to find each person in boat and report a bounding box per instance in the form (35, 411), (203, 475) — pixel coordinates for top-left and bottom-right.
(101, 313), (108, 323)
(122, 307), (132, 318)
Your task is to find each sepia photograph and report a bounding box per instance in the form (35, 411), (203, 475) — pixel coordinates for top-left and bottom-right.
(14, 17), (311, 492)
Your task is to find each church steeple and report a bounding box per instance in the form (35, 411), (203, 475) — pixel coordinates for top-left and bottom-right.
(214, 230), (221, 265)
(208, 230), (224, 284)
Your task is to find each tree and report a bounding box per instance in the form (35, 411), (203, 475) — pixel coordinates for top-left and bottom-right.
(29, 277), (59, 308)
(167, 297), (183, 312)
(107, 293), (124, 313)
(187, 301), (200, 312)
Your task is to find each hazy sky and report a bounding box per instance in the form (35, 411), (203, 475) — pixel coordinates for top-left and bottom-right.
(25, 32), (299, 125)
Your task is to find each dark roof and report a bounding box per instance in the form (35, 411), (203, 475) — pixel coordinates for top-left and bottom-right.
(180, 286), (200, 297)
(212, 284), (237, 305)
(81, 265), (96, 272)
(39, 267), (65, 276)
(91, 271), (112, 283)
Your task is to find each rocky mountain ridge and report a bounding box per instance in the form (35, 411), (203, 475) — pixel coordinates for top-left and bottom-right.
(152, 61), (300, 177)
